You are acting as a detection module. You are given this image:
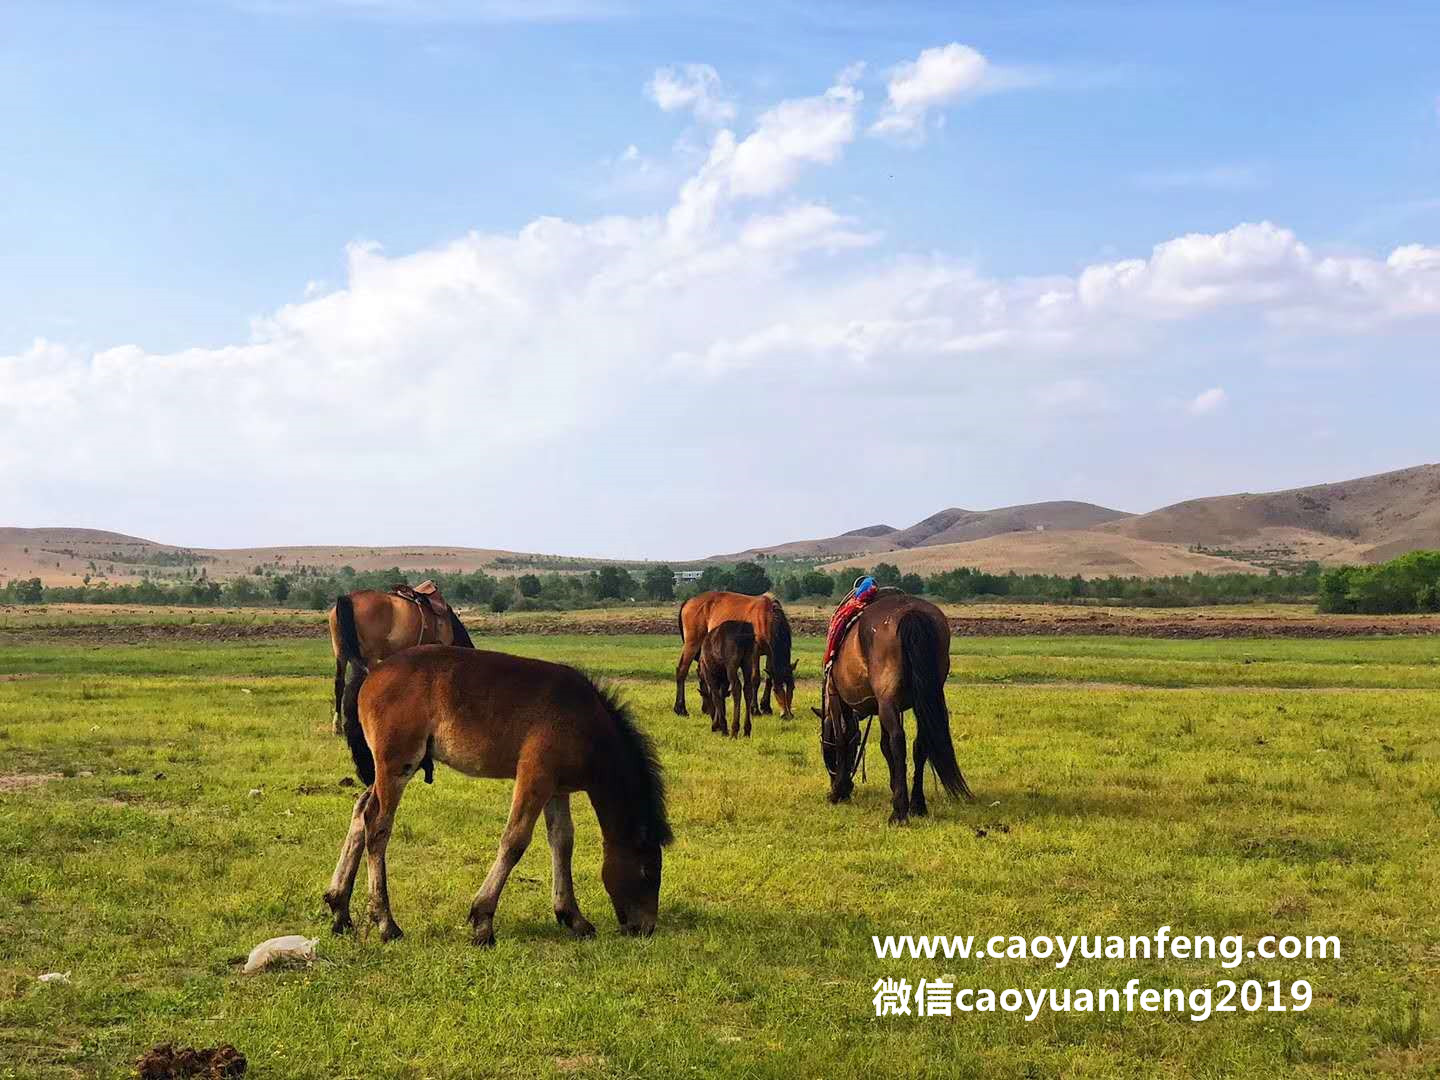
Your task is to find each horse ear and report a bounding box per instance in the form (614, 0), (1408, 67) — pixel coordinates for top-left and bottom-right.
(791, 660), (801, 674)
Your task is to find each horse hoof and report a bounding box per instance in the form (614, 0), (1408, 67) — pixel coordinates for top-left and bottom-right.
(910, 802), (928, 818)
(472, 925), (496, 948)
(673, 705), (688, 717)
(888, 812), (909, 826)
(378, 921), (404, 943)
(557, 911), (596, 939)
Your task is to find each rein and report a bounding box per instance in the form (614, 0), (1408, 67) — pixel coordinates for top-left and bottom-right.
(820, 701), (873, 785)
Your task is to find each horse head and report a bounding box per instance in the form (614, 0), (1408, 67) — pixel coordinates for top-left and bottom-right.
(815, 696), (859, 803)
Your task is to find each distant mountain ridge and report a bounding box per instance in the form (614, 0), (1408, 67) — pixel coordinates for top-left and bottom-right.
(7, 464), (1439, 585)
(713, 464), (1440, 576)
(713, 500), (1134, 561)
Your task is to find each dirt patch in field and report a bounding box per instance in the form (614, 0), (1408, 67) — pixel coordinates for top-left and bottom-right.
(136, 1043), (247, 1078)
(942, 612), (1440, 639)
(0, 772), (64, 793)
(5, 609), (1440, 642)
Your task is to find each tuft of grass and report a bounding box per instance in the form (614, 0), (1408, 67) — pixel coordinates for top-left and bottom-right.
(1373, 998), (1425, 1050)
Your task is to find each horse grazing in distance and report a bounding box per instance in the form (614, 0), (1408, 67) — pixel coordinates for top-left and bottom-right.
(325, 645), (672, 945)
(697, 620), (756, 737)
(817, 592), (974, 824)
(675, 591), (796, 719)
(327, 586), (474, 733)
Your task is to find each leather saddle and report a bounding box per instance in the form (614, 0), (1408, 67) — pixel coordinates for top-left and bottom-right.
(389, 580), (451, 621)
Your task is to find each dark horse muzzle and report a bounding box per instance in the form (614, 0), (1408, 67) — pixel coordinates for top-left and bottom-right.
(819, 708), (868, 799)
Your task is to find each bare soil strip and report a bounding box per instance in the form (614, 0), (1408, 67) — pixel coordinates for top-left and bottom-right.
(5, 610), (1440, 642)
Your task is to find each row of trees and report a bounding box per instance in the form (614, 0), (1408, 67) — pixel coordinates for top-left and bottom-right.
(1317, 552), (1440, 614)
(1, 557), (1328, 611)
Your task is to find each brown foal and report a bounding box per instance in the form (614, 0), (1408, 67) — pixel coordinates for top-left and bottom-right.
(324, 645), (672, 945)
(697, 620), (756, 737)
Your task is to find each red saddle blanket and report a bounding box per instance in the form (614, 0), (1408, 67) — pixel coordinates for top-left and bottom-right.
(823, 594), (872, 667)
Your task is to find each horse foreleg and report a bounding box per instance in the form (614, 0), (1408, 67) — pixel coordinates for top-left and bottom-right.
(880, 703), (909, 825)
(545, 794), (594, 939)
(759, 658), (773, 715)
(324, 787), (372, 934)
(469, 770), (551, 947)
(674, 639), (701, 716)
(910, 727), (929, 818)
(363, 770), (411, 942)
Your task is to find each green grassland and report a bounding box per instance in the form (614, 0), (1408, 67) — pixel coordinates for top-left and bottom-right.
(2, 630), (1438, 1077)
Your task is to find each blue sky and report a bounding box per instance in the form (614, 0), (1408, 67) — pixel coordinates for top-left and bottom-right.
(2, 1), (1438, 556)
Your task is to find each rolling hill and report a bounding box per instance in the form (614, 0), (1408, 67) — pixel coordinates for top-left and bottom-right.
(742, 464), (1440, 577)
(713, 501), (1134, 561)
(1100, 463), (1440, 563)
(6, 464), (1438, 586)
(0, 528), (636, 587)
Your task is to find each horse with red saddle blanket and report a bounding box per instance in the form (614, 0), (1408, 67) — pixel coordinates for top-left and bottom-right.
(816, 583), (974, 823)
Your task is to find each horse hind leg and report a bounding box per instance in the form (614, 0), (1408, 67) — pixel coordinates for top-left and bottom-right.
(324, 787), (373, 934)
(910, 728), (929, 818)
(332, 656), (346, 735)
(674, 638), (701, 716)
(469, 765), (552, 947)
(730, 662), (743, 738)
(758, 657), (773, 715)
(545, 794), (595, 939)
(741, 661), (753, 738)
(880, 701), (910, 825)
(363, 768), (413, 942)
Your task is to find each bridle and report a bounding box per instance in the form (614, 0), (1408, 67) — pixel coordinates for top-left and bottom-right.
(820, 698), (873, 784)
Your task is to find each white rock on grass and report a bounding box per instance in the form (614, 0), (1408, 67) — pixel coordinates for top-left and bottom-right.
(37, 971), (72, 984)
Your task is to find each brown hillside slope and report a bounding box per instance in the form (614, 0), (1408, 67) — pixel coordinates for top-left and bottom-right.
(886, 501), (1132, 548)
(825, 530), (1258, 578)
(0, 529), (632, 587)
(1101, 463), (1440, 562)
(717, 500), (1132, 560)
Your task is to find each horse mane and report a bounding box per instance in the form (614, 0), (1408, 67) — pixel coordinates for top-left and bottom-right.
(767, 596), (792, 673)
(590, 679), (673, 849)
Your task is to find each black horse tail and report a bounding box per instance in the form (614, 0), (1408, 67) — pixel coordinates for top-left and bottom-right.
(768, 597), (792, 676)
(676, 598), (688, 642)
(899, 612), (972, 800)
(335, 594), (365, 669)
(447, 608), (475, 648)
(341, 660), (374, 786)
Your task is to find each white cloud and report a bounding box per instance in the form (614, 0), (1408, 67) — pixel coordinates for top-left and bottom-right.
(1132, 164), (1267, 191)
(4, 60), (1440, 551)
(870, 43), (989, 141)
(738, 204), (878, 253)
(667, 78), (861, 238)
(1188, 387), (1228, 415)
(646, 64), (736, 125)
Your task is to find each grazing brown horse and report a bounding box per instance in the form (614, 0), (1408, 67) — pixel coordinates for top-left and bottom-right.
(697, 620), (756, 738)
(675, 591), (795, 719)
(327, 589), (474, 733)
(325, 645), (672, 945)
(817, 593), (974, 823)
